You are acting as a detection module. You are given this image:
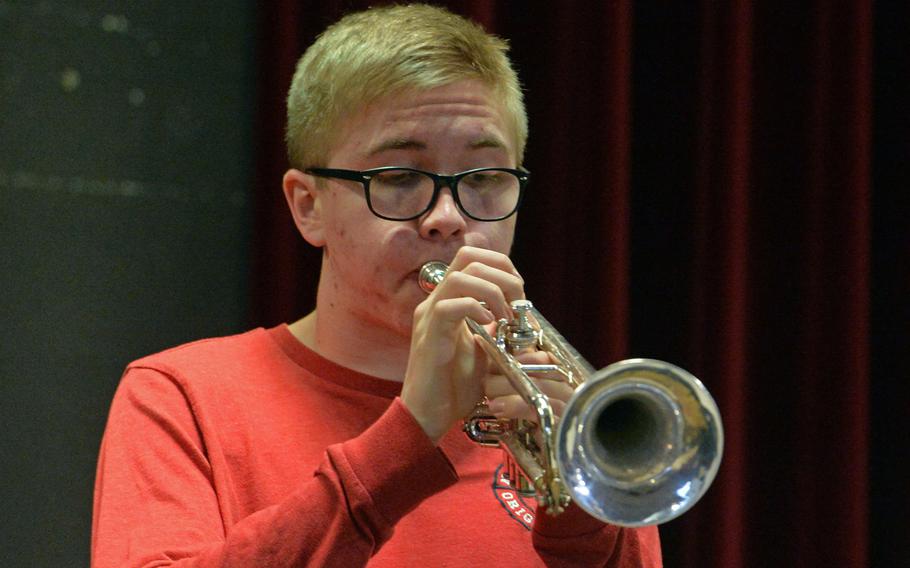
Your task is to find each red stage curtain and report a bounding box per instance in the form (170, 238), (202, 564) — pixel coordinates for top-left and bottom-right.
(250, 3), (904, 567)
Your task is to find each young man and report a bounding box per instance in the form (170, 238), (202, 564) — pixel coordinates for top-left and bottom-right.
(92, 5), (662, 566)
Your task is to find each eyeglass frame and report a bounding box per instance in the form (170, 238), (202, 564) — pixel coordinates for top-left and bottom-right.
(304, 166), (530, 222)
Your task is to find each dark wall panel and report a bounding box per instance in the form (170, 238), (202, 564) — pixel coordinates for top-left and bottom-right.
(0, 2), (255, 565)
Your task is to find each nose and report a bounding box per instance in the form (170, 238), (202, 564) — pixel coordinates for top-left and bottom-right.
(418, 187), (467, 241)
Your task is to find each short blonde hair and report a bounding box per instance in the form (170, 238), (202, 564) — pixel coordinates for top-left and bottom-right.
(285, 4), (527, 169)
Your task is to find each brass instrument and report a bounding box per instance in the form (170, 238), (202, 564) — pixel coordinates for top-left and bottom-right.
(418, 261), (723, 527)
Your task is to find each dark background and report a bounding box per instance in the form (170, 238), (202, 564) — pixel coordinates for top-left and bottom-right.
(1, 2), (254, 565)
(2, 1), (905, 567)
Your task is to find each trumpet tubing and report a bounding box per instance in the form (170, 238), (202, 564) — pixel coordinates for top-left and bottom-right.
(419, 260), (724, 527)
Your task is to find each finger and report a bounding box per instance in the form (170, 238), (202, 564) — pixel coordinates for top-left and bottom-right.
(484, 373), (574, 402)
(422, 296), (496, 328)
(448, 246), (518, 277)
(449, 250), (524, 301)
(458, 261), (525, 305)
(483, 351), (569, 397)
(513, 351), (554, 365)
(432, 269), (514, 320)
(486, 394), (568, 421)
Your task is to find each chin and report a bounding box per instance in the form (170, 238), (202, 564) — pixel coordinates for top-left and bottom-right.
(382, 309), (415, 340)
(378, 293), (420, 337)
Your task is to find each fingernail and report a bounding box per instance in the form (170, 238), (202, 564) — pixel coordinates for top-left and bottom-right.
(487, 400), (505, 414)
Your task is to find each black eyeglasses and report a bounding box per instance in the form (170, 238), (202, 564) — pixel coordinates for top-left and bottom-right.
(304, 166), (529, 221)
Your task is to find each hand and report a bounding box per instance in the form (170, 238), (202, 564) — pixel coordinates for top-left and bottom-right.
(400, 246), (525, 443)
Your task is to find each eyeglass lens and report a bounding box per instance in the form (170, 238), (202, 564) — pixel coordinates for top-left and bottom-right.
(368, 169), (520, 220)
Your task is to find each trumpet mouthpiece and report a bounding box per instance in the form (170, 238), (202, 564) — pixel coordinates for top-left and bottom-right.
(418, 261), (449, 294)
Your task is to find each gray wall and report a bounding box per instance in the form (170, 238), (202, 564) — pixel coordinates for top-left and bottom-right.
(1, 2), (255, 565)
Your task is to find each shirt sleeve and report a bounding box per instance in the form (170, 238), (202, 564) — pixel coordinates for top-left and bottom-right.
(531, 503), (663, 567)
(91, 367), (456, 568)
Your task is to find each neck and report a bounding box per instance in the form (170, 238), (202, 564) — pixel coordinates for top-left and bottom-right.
(288, 270), (414, 382)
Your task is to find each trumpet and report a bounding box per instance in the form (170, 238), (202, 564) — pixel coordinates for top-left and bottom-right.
(418, 261), (723, 527)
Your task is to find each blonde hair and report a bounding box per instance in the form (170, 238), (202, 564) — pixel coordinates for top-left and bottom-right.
(285, 4), (527, 169)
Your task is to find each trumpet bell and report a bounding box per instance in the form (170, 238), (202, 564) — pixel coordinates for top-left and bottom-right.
(556, 358), (724, 526)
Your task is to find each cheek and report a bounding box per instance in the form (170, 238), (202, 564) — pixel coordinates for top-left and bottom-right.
(498, 223), (517, 252)
(321, 211), (371, 276)
(324, 219), (357, 256)
(468, 219), (516, 254)
(324, 214), (415, 282)
(321, 193), (370, 252)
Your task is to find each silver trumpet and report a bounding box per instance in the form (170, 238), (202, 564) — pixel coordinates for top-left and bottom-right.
(418, 261), (723, 527)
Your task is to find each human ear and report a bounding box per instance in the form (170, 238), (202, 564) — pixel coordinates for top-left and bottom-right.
(282, 168), (326, 247)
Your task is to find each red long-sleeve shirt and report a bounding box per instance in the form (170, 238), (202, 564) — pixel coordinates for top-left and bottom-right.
(92, 325), (662, 567)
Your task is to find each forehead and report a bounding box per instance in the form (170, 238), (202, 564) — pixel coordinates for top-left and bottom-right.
(329, 81), (517, 165)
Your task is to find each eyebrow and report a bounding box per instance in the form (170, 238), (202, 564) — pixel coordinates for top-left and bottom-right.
(366, 136), (509, 157)
(367, 138), (426, 156)
(469, 136), (508, 151)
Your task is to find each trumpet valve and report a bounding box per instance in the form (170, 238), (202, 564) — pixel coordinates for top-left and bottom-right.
(504, 299), (539, 352)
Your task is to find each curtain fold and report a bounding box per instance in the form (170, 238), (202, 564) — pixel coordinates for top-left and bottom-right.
(685, 2), (753, 566)
(250, 2), (882, 566)
(504, 0), (633, 365)
(794, 2), (871, 564)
